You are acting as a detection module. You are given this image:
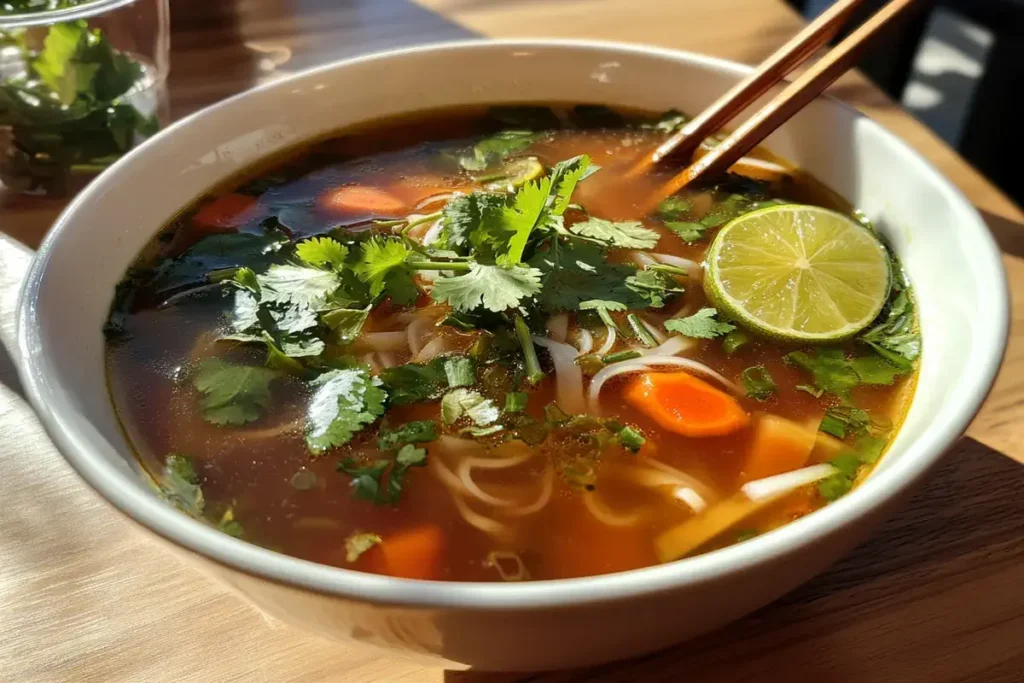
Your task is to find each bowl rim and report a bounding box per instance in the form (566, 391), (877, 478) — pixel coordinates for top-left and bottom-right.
(16, 38), (1010, 610)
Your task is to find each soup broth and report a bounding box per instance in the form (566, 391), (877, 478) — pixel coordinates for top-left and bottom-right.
(106, 104), (918, 581)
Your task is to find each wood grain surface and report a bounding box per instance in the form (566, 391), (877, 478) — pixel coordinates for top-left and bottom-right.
(1, 1), (1023, 681)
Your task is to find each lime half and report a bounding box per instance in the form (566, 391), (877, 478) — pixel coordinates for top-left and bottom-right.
(704, 204), (890, 342)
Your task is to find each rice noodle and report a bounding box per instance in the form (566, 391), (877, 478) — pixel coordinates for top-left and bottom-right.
(547, 314), (569, 343)
(624, 459), (715, 513)
(452, 493), (511, 538)
(406, 317), (430, 356)
(673, 487), (709, 513)
(414, 334), (452, 363)
(583, 493), (645, 527)
(456, 454), (535, 507)
(359, 331), (408, 352)
(645, 335), (696, 357)
(422, 218), (444, 246)
(414, 191), (460, 211)
(639, 316), (668, 344)
(502, 465), (554, 517)
(651, 253), (700, 273)
(596, 324), (617, 356)
(532, 335), (586, 415)
(572, 328), (594, 356)
(232, 416), (302, 441)
(437, 435), (487, 458)
(361, 353), (381, 373)
(588, 355), (742, 409)
(741, 463), (838, 502)
(631, 251), (658, 268)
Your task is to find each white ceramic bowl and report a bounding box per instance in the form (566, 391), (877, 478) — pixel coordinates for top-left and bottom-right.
(16, 40), (1008, 671)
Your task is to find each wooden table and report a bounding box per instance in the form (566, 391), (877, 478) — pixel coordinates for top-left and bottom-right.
(1, 1), (1023, 681)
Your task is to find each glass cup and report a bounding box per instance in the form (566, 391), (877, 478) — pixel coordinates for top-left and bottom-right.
(0, 0), (169, 196)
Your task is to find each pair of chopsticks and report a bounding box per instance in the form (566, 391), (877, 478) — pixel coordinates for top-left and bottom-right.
(636, 0), (921, 203)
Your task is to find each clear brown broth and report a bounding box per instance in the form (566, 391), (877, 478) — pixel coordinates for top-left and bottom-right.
(106, 105), (915, 581)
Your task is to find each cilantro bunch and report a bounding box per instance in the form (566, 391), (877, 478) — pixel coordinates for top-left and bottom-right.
(0, 19), (159, 194)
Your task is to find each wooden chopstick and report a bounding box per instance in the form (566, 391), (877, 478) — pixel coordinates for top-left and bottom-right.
(629, 0), (868, 178)
(650, 0), (921, 204)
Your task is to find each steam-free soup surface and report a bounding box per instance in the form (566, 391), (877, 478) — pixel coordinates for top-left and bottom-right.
(106, 105), (918, 581)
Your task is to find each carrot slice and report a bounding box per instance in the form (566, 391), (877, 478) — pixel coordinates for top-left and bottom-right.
(373, 525), (444, 580)
(624, 372), (749, 437)
(740, 414), (816, 482)
(191, 193), (259, 230)
(319, 185), (406, 216)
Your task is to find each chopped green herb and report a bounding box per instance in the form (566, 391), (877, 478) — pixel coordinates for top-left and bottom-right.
(795, 384), (824, 398)
(855, 434), (887, 464)
(160, 454), (204, 516)
(217, 508), (245, 538)
(514, 314), (545, 385)
(441, 388), (500, 426)
(304, 367), (387, 454)
(665, 221), (710, 243)
(344, 531), (382, 562)
(569, 217), (660, 249)
(736, 529), (759, 542)
(603, 349), (642, 364)
(378, 357), (449, 405)
(617, 426), (646, 452)
(443, 356), (476, 388)
(354, 237), (418, 305)
(337, 443), (427, 506)
(192, 360), (280, 426)
(377, 420), (439, 450)
(657, 196), (691, 219)
(627, 313), (658, 347)
(786, 348), (909, 399)
(458, 130), (535, 172)
(723, 330), (750, 355)
(543, 402), (571, 425)
(664, 307), (736, 339)
(818, 406), (871, 439)
(504, 391), (529, 413)
(295, 236), (348, 269)
(741, 366), (776, 401)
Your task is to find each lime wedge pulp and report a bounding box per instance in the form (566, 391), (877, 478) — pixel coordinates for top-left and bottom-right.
(704, 204), (891, 343)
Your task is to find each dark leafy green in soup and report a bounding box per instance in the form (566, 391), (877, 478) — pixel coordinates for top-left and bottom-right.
(106, 104), (919, 581)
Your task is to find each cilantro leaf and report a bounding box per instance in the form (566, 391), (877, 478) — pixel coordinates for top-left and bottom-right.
(336, 443), (426, 506)
(624, 268), (686, 308)
(548, 155), (595, 216)
(458, 131), (535, 172)
(741, 366), (776, 401)
(786, 348), (909, 399)
(784, 348), (860, 399)
(530, 241), (636, 312)
(296, 236), (348, 269)
(665, 221), (710, 243)
(160, 454), (204, 516)
(441, 388), (500, 426)
(304, 367), (387, 454)
(149, 231), (287, 294)
(860, 289), (920, 369)
(430, 263), (541, 312)
(322, 306), (371, 345)
(378, 357), (449, 405)
(504, 391), (529, 413)
(192, 360), (279, 426)
(257, 263), (340, 308)
(569, 217), (660, 249)
(344, 531), (382, 563)
(498, 175), (552, 265)
(444, 356), (476, 387)
(354, 237), (417, 305)
(664, 307), (735, 339)
(439, 192), (505, 252)
(819, 406), (870, 439)
(657, 196), (691, 219)
(377, 420), (439, 450)
(640, 109), (689, 133)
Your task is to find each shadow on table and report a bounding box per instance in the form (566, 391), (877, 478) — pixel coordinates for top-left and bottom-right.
(445, 436), (1024, 683)
(979, 208), (1024, 260)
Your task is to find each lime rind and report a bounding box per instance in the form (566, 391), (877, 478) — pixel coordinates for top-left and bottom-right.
(704, 204), (891, 343)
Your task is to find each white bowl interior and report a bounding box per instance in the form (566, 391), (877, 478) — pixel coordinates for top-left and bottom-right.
(17, 42), (1007, 607)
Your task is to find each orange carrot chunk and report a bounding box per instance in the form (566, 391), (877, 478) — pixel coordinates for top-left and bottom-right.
(624, 372), (749, 437)
(319, 185), (407, 216)
(191, 193), (259, 230)
(740, 414), (816, 482)
(374, 525), (444, 580)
